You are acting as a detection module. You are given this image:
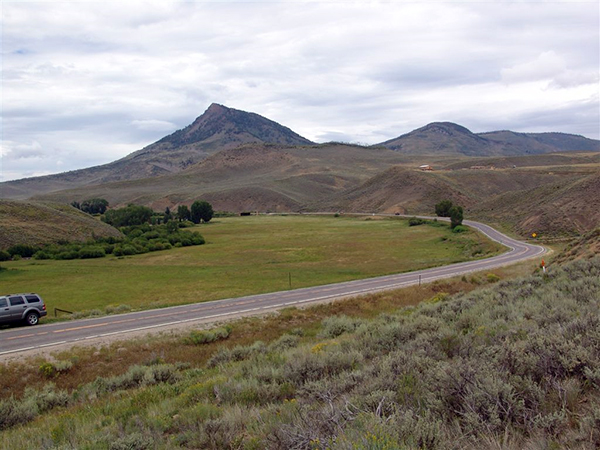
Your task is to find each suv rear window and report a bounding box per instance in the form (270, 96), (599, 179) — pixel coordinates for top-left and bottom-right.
(25, 295), (41, 303)
(9, 296), (25, 306)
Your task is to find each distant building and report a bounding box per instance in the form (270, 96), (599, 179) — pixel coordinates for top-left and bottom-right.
(419, 164), (433, 171)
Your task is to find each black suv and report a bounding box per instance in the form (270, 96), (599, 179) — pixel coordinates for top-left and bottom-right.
(0, 293), (47, 326)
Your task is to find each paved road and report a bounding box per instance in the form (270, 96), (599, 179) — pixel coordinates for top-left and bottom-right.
(0, 217), (545, 357)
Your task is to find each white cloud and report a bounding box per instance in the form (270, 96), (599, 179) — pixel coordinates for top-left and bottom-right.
(501, 51), (566, 83)
(131, 120), (177, 132)
(1, 1), (598, 181)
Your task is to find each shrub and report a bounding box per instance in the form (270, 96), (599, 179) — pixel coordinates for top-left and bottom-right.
(408, 217), (426, 226)
(268, 334), (301, 352)
(452, 225), (468, 233)
(109, 433), (153, 450)
(55, 251), (79, 260)
(7, 244), (40, 258)
(184, 326), (232, 345)
(486, 273), (501, 283)
(0, 250), (11, 261)
(39, 360), (73, 378)
(78, 246), (106, 259)
(105, 304), (132, 314)
(33, 251), (52, 260)
(319, 315), (365, 338)
(93, 364), (181, 394)
(0, 385), (69, 431)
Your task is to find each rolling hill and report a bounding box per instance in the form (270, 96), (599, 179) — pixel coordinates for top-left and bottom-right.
(30, 143), (409, 212)
(0, 200), (122, 250)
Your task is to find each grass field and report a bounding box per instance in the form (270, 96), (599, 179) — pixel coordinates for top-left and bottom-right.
(0, 215), (503, 314)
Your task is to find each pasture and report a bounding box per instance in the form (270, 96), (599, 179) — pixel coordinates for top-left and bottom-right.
(0, 215), (503, 314)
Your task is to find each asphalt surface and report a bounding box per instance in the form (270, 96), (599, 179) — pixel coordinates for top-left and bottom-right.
(0, 216), (545, 357)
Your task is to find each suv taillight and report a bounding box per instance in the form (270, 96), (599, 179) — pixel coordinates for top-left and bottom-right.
(42, 304), (46, 311)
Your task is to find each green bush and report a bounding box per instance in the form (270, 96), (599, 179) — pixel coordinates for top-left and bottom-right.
(408, 217), (426, 226)
(452, 224), (468, 233)
(319, 315), (365, 338)
(0, 250), (11, 261)
(33, 251), (52, 260)
(7, 243), (40, 258)
(78, 246), (106, 259)
(0, 384), (69, 431)
(184, 325), (232, 345)
(486, 273), (501, 283)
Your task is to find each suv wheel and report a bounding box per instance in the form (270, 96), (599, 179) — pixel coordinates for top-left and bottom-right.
(25, 312), (39, 326)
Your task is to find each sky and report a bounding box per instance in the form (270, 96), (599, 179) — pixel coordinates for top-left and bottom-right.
(1, 1), (599, 182)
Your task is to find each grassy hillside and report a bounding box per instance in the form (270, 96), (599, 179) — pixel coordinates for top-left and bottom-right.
(0, 215), (502, 313)
(550, 227), (600, 264)
(1, 255), (597, 449)
(0, 200), (122, 250)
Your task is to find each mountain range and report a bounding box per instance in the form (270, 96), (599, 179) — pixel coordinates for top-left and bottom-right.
(1, 103), (598, 237)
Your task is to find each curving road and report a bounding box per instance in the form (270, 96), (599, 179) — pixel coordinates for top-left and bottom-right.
(0, 216), (545, 357)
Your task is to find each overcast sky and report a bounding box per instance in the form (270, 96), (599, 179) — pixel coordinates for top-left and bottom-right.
(1, 1), (599, 181)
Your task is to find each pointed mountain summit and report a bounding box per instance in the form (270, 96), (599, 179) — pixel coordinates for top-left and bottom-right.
(153, 103), (313, 151)
(1, 104), (313, 199)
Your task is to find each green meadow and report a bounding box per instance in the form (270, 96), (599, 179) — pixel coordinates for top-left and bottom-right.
(0, 215), (503, 314)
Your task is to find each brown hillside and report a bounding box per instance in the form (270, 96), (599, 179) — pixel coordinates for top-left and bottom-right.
(313, 166), (473, 214)
(472, 172), (600, 237)
(31, 144), (408, 212)
(0, 200), (122, 250)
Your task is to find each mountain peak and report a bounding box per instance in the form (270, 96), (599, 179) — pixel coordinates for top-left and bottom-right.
(205, 103), (229, 116)
(419, 122), (475, 136)
(378, 121), (491, 156)
(156, 104), (313, 150)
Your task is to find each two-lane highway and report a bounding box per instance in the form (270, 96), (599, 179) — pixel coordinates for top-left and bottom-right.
(0, 217), (545, 357)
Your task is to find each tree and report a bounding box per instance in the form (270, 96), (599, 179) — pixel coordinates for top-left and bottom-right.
(164, 207), (172, 223)
(191, 200), (214, 224)
(102, 205), (153, 227)
(81, 198), (109, 215)
(449, 205), (464, 229)
(177, 205), (191, 222)
(435, 200), (454, 218)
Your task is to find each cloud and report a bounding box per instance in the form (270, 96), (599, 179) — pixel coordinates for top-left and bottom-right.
(131, 120), (177, 132)
(501, 51), (599, 88)
(1, 1), (598, 182)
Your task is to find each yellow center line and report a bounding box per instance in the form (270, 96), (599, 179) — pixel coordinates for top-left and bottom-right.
(7, 333), (35, 340)
(6, 331), (50, 341)
(53, 322), (108, 333)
